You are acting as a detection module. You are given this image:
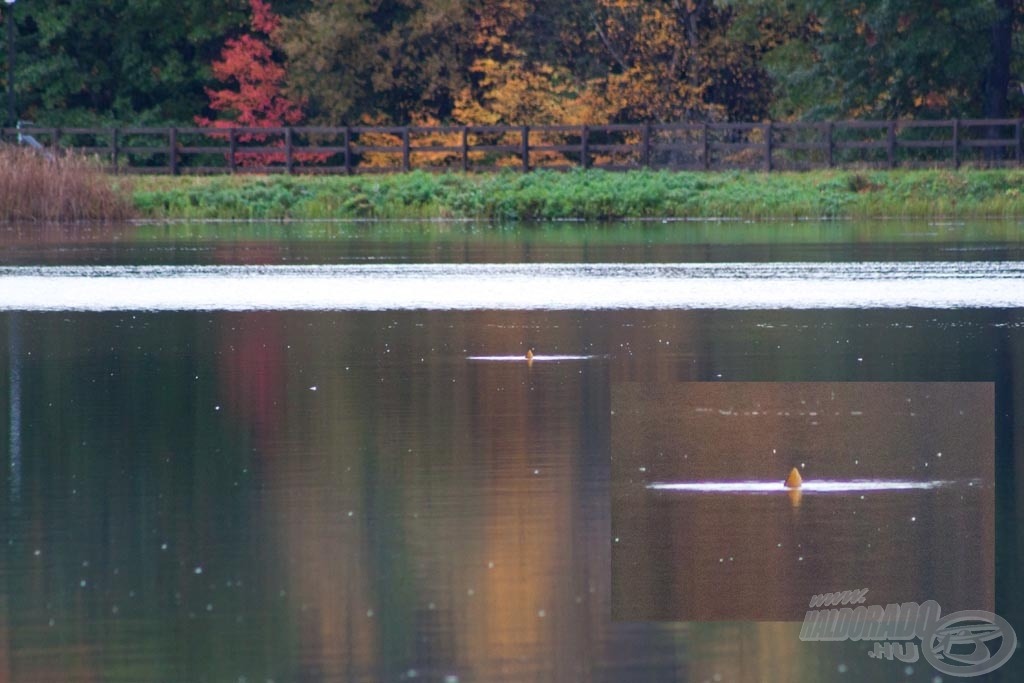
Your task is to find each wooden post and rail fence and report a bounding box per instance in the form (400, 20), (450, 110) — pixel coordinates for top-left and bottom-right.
(1, 118), (1022, 175)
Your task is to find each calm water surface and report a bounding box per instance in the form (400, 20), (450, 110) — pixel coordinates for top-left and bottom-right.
(1, 221), (1023, 682)
(612, 382), (994, 622)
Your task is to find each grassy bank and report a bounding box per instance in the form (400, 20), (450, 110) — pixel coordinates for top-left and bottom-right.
(2, 150), (1023, 222)
(130, 168), (1024, 221)
(0, 146), (134, 222)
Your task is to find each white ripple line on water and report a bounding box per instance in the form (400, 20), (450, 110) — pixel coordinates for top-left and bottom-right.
(466, 355), (599, 361)
(3, 261), (1024, 278)
(0, 262), (1023, 311)
(646, 479), (956, 493)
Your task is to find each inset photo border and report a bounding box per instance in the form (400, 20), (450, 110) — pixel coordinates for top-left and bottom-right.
(611, 382), (994, 621)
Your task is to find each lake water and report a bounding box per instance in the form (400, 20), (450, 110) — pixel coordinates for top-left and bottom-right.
(1, 221), (1023, 682)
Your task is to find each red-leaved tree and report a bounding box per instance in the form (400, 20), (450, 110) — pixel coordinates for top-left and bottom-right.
(197, 0), (319, 167)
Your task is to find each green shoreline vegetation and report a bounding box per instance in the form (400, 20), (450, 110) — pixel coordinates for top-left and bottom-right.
(132, 167), (1024, 222)
(4, 147), (1024, 223)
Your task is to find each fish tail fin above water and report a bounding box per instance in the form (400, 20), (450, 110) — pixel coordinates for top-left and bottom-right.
(785, 467), (803, 488)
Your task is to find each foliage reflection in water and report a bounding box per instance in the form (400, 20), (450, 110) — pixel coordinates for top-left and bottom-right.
(0, 222), (1022, 682)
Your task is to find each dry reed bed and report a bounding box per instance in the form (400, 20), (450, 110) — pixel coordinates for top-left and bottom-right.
(0, 145), (134, 222)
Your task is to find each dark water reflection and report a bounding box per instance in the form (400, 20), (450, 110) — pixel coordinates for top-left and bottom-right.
(0, 222), (1022, 682)
(1, 220), (1024, 266)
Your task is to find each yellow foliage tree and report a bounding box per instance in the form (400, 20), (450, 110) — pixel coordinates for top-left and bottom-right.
(452, 1), (609, 166)
(587, 0), (725, 123)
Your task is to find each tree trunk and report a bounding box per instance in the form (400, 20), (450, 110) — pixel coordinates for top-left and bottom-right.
(982, 0), (1014, 159)
(983, 0), (1013, 118)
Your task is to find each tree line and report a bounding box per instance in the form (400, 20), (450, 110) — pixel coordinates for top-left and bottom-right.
(2, 0), (1021, 129)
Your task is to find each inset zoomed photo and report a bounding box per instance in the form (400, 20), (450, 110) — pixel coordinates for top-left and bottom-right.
(611, 382), (993, 621)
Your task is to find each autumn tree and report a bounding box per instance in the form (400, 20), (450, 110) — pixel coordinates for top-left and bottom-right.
(278, 0), (474, 124)
(585, 0), (773, 123)
(453, 1), (601, 125)
(198, 0), (301, 129)
(197, 0), (319, 166)
(7, 0), (1023, 129)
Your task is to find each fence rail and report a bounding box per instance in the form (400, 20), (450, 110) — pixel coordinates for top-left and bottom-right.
(2, 119), (1022, 174)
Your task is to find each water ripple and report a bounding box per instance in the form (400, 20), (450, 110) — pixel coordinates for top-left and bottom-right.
(647, 479), (965, 493)
(1, 262), (1022, 310)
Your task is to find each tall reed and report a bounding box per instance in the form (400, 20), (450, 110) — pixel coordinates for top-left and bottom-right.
(0, 145), (134, 222)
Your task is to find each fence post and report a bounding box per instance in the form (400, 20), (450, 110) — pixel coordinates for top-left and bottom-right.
(826, 122), (834, 169)
(285, 127), (294, 175)
(52, 127), (61, 153)
(520, 125), (529, 172)
(580, 125), (589, 169)
(1015, 119), (1021, 166)
(228, 128), (237, 172)
(169, 127), (178, 175)
(344, 126), (352, 175)
(952, 119), (960, 170)
(461, 126), (469, 172)
(110, 127), (119, 174)
(401, 127), (410, 172)
(886, 121), (896, 168)
(702, 123), (710, 170)
(764, 121), (773, 172)
(642, 122), (651, 167)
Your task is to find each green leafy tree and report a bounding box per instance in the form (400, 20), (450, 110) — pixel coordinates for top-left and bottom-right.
(10, 0), (249, 125)
(763, 0), (1019, 119)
